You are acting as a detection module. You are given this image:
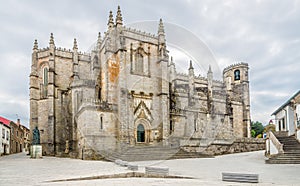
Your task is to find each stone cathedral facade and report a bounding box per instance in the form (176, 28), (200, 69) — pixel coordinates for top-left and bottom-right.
(29, 7), (251, 158)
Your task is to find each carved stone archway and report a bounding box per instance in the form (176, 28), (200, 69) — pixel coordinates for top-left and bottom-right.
(134, 118), (151, 144)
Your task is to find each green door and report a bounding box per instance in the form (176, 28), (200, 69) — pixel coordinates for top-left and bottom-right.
(137, 124), (145, 142)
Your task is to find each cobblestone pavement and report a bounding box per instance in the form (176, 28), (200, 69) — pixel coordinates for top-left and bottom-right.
(1, 151), (299, 185)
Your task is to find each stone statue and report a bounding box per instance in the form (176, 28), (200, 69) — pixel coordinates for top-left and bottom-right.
(32, 126), (40, 145)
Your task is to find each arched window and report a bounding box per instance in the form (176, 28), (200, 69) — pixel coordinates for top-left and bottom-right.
(135, 53), (144, 74)
(43, 67), (48, 85)
(234, 70), (240, 81)
(41, 67), (49, 98)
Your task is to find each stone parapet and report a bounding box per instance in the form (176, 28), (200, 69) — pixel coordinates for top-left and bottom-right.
(181, 138), (265, 156)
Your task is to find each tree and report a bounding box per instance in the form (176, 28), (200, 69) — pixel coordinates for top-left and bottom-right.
(251, 129), (256, 138)
(263, 124), (276, 133)
(251, 121), (264, 138)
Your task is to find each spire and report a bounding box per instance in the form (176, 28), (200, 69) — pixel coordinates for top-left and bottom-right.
(97, 32), (102, 49)
(73, 38), (78, 50)
(97, 32), (101, 43)
(208, 65), (212, 73)
(158, 18), (165, 45)
(189, 60), (194, 70)
(116, 5), (123, 26)
(158, 18), (165, 34)
(49, 33), (55, 45)
(207, 64), (213, 89)
(170, 56), (174, 65)
(107, 10), (114, 28)
(33, 39), (38, 50)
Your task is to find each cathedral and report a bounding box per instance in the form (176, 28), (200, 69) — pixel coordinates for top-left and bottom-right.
(29, 6), (251, 159)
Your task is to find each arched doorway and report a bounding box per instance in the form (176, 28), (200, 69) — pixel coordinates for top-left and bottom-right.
(137, 124), (145, 142)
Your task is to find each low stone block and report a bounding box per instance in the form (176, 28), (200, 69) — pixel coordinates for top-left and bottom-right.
(31, 145), (43, 159)
(145, 166), (169, 176)
(128, 164), (138, 171)
(222, 172), (259, 183)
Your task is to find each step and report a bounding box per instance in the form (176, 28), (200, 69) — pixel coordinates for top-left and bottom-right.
(272, 156), (300, 160)
(266, 160), (300, 164)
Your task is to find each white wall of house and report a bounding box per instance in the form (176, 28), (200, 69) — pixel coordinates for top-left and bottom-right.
(274, 105), (295, 136)
(296, 104), (300, 141)
(275, 108), (286, 131)
(0, 123), (10, 155)
(296, 104), (300, 127)
(287, 106), (295, 136)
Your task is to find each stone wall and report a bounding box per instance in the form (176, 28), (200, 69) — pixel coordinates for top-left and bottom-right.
(182, 138), (265, 156)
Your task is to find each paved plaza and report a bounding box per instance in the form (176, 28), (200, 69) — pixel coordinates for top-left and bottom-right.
(1, 150), (300, 185)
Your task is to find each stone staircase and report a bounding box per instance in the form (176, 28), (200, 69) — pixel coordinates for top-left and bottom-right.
(100, 145), (212, 162)
(266, 135), (300, 164)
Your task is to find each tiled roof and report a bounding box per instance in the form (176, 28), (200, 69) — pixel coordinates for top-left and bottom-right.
(0, 116), (11, 126)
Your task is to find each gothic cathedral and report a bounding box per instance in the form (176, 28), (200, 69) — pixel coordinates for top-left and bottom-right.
(29, 7), (251, 159)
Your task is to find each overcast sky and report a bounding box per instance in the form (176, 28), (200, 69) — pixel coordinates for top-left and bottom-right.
(0, 0), (299, 127)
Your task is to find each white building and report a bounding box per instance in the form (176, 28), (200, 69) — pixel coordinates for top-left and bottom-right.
(0, 117), (11, 155)
(272, 90), (300, 138)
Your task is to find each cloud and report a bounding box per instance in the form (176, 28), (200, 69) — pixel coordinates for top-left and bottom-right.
(0, 0), (299, 127)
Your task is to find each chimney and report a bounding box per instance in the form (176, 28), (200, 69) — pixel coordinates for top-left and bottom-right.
(17, 119), (20, 125)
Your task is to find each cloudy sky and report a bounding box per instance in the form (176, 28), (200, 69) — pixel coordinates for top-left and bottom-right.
(0, 0), (299, 127)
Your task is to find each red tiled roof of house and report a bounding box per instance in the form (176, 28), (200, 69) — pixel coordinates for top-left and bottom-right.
(0, 116), (11, 126)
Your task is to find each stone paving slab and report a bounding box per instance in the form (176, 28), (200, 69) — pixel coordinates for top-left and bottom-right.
(1, 151), (300, 185)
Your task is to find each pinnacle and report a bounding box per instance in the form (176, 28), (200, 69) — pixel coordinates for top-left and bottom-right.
(108, 10), (114, 27)
(116, 5), (123, 25)
(97, 32), (102, 43)
(170, 56), (175, 65)
(208, 65), (212, 73)
(73, 38), (78, 50)
(158, 18), (165, 34)
(33, 39), (38, 50)
(49, 33), (55, 45)
(189, 60), (194, 70)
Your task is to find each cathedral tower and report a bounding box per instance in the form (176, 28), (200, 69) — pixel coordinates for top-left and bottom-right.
(223, 62), (250, 137)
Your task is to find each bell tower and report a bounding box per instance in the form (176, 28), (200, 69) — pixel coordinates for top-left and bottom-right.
(223, 62), (250, 137)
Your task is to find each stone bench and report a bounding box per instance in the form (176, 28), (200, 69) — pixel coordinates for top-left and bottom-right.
(222, 172), (259, 183)
(145, 166), (169, 176)
(127, 164), (138, 171)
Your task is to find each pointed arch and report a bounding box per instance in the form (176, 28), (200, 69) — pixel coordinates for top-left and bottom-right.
(43, 67), (48, 85)
(134, 118), (151, 143)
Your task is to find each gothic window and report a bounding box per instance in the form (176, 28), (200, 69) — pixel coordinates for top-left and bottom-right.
(135, 53), (144, 74)
(41, 67), (48, 98)
(234, 70), (240, 81)
(131, 43), (150, 76)
(43, 67), (48, 85)
(100, 115), (103, 130)
(194, 119), (198, 132)
(98, 88), (102, 100)
(170, 120), (174, 134)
